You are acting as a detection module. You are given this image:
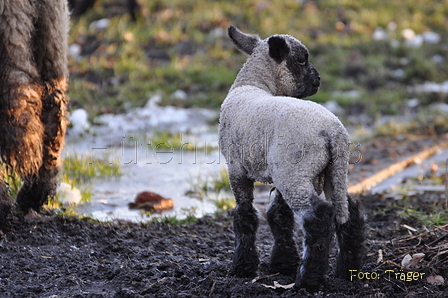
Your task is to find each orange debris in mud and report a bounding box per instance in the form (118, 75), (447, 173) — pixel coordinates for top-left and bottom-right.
(129, 191), (174, 212)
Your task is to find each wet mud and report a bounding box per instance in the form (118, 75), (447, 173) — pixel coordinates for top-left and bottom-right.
(1, 135), (447, 298)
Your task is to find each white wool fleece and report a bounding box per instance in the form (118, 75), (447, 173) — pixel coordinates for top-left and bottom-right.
(219, 85), (350, 224)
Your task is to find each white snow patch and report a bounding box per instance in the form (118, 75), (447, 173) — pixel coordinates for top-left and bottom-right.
(412, 81), (448, 94)
(69, 108), (90, 135)
(58, 182), (82, 206)
(94, 93), (218, 134)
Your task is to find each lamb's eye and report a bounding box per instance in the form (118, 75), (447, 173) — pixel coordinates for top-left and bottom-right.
(298, 53), (309, 65)
(298, 55), (308, 66)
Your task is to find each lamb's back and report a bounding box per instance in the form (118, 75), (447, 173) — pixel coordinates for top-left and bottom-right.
(221, 86), (344, 140)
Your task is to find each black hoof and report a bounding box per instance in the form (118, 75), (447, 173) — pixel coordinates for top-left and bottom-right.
(232, 243), (259, 277)
(232, 261), (259, 277)
(270, 244), (299, 275)
(294, 270), (323, 292)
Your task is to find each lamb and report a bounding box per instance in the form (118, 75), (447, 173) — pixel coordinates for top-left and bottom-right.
(0, 0), (70, 230)
(219, 26), (365, 290)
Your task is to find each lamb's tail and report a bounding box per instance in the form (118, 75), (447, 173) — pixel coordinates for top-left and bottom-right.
(325, 130), (351, 224)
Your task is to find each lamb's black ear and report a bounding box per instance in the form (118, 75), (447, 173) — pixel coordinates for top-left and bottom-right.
(268, 36), (290, 63)
(228, 25), (260, 55)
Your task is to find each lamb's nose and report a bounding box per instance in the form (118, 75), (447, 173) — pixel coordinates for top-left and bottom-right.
(314, 75), (321, 87)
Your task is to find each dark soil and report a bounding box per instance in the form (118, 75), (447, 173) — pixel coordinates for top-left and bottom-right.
(1, 135), (448, 298)
(1, 198), (447, 298)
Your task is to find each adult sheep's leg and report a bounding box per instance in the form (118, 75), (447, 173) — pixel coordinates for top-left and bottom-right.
(0, 1), (45, 186)
(16, 0), (69, 212)
(230, 175), (259, 277)
(0, 170), (15, 231)
(266, 189), (299, 275)
(16, 82), (68, 212)
(295, 195), (335, 291)
(334, 195), (365, 280)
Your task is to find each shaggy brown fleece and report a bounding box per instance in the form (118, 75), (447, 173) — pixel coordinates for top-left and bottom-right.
(0, 0), (70, 228)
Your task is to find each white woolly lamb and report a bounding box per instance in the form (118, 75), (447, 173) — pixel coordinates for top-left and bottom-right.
(219, 26), (365, 291)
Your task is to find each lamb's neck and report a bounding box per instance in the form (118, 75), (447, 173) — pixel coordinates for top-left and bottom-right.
(230, 59), (278, 95)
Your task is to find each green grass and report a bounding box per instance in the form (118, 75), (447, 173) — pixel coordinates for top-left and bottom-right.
(150, 131), (217, 151)
(393, 177), (448, 227)
(1, 152), (122, 209)
(149, 208), (198, 225)
(371, 191), (448, 228)
(186, 167), (231, 199)
(119, 131), (218, 153)
(1, 165), (22, 199)
(57, 151), (122, 206)
(213, 196), (236, 214)
(186, 167), (235, 213)
(399, 206), (448, 227)
(68, 0), (448, 120)
(62, 151), (122, 183)
(375, 107), (448, 137)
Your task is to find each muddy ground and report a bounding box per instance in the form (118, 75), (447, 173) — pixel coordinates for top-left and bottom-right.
(1, 135), (448, 298)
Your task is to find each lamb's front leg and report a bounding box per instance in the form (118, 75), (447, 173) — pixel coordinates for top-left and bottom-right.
(267, 189), (299, 275)
(230, 176), (259, 277)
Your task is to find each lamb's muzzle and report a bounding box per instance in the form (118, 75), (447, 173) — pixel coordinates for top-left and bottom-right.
(219, 25), (365, 291)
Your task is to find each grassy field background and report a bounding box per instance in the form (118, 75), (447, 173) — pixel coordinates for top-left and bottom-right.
(68, 0), (448, 123)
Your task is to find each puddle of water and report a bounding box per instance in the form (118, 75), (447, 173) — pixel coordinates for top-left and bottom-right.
(68, 96), (448, 221)
(65, 137), (226, 222)
(65, 99), (225, 222)
(371, 148), (448, 194)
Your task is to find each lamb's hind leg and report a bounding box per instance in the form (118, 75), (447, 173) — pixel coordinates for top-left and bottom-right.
(295, 195), (335, 291)
(267, 189), (299, 275)
(231, 176), (259, 277)
(334, 195), (365, 280)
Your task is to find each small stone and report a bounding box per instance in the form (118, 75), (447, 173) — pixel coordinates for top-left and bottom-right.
(405, 34), (423, 48)
(422, 31), (441, 44)
(391, 69), (404, 78)
(389, 39), (400, 48)
(427, 275), (445, 286)
(407, 98), (419, 109)
(402, 28), (416, 40)
(69, 44), (82, 59)
(373, 27), (387, 41)
(432, 55), (444, 64)
(89, 18), (110, 31)
(387, 22), (397, 31)
(401, 253), (425, 270)
(170, 90), (188, 101)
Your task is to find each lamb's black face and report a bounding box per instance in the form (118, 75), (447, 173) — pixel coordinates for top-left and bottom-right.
(230, 28), (320, 99)
(286, 43), (320, 99)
